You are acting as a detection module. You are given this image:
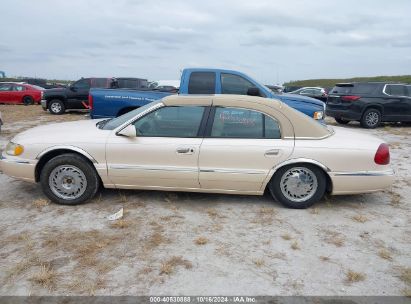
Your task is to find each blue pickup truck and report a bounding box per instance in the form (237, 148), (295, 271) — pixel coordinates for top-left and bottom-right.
(89, 68), (325, 122)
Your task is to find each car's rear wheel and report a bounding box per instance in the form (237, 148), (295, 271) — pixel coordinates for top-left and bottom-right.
(23, 96), (34, 105)
(361, 108), (381, 128)
(40, 153), (100, 205)
(335, 118), (350, 125)
(269, 164), (326, 209)
(48, 99), (65, 115)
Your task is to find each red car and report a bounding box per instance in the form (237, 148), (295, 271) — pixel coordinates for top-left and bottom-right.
(0, 83), (44, 105)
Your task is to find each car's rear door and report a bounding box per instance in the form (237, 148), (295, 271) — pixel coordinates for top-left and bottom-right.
(106, 98), (212, 189)
(12, 84), (27, 103)
(198, 104), (294, 193)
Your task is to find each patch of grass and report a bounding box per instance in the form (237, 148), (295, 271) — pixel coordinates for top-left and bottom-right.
(309, 208), (319, 215)
(32, 199), (49, 209)
(253, 259), (265, 267)
(390, 192), (402, 206)
(160, 256), (192, 275)
(352, 214), (368, 223)
(291, 241), (300, 250)
(30, 264), (56, 289)
(194, 236), (208, 245)
(403, 288), (411, 297)
(378, 249), (393, 261)
(319, 256), (330, 262)
(399, 267), (411, 285)
(207, 208), (219, 218)
(109, 219), (132, 229)
(323, 230), (345, 247)
(346, 270), (366, 283)
(281, 234), (292, 241)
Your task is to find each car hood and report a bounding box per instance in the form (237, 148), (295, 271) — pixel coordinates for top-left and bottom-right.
(277, 93), (324, 107)
(12, 119), (110, 145)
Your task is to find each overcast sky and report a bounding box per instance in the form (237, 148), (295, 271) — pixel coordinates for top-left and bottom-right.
(1, 0), (411, 84)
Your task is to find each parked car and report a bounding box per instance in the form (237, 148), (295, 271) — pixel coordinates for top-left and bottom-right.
(89, 68), (325, 123)
(41, 77), (148, 115)
(289, 87), (328, 102)
(1, 95), (393, 208)
(0, 82), (44, 105)
(265, 84), (284, 93)
(326, 82), (411, 128)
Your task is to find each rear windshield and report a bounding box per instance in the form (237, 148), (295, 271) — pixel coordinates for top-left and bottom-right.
(330, 83), (379, 95)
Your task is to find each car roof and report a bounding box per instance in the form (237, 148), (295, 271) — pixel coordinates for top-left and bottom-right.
(162, 94), (331, 139)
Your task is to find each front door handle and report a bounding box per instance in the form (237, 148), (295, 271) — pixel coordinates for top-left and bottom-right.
(176, 147), (194, 154)
(265, 149), (280, 157)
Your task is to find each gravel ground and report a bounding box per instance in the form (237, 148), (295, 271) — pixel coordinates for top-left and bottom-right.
(0, 104), (410, 296)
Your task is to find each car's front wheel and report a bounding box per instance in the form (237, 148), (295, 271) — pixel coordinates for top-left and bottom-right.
(335, 118), (350, 125)
(48, 100), (65, 115)
(361, 108), (381, 128)
(269, 164), (326, 209)
(40, 153), (100, 205)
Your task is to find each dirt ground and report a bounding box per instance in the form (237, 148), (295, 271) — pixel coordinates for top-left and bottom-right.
(0, 104), (410, 296)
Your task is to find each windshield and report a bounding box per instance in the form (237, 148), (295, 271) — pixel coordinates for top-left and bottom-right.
(100, 100), (162, 130)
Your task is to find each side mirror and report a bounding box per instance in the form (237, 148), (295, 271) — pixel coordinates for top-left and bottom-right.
(117, 124), (136, 137)
(70, 86), (77, 91)
(247, 87), (261, 96)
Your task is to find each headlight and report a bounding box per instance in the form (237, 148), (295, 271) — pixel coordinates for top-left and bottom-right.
(5, 142), (24, 156)
(313, 111), (324, 120)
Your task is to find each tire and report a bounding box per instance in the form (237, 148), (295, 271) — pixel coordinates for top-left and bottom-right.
(268, 164), (326, 209)
(23, 96), (34, 105)
(335, 118), (350, 125)
(40, 153), (100, 205)
(48, 99), (65, 115)
(361, 108), (381, 129)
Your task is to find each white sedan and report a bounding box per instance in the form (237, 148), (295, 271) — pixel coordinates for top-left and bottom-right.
(0, 95), (394, 208)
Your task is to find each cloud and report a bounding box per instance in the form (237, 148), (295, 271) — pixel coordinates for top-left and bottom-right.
(0, 0), (410, 82)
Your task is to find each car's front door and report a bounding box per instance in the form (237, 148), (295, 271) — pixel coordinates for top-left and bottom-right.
(199, 106), (294, 193)
(106, 102), (210, 189)
(0, 83), (14, 103)
(67, 79), (90, 108)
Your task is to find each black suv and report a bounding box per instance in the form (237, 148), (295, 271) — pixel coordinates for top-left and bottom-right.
(42, 77), (147, 114)
(326, 82), (411, 128)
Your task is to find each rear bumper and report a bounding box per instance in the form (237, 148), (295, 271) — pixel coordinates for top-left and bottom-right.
(326, 108), (362, 121)
(0, 152), (37, 183)
(329, 169), (394, 195)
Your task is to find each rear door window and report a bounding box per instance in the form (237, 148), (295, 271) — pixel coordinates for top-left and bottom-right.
(210, 107), (281, 139)
(188, 72), (215, 94)
(13, 85), (26, 91)
(385, 85), (406, 97)
(331, 84), (378, 95)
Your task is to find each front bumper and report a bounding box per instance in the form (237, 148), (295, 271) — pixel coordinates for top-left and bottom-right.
(0, 152), (37, 182)
(329, 169), (395, 195)
(41, 99), (47, 110)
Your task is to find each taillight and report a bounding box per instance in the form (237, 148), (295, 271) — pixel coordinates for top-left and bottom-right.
(374, 143), (390, 165)
(88, 94), (93, 110)
(341, 95), (361, 102)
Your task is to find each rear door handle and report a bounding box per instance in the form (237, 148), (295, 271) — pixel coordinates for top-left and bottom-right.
(265, 149), (280, 157)
(176, 147), (194, 154)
